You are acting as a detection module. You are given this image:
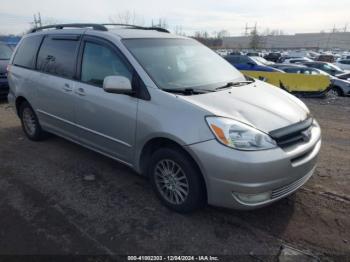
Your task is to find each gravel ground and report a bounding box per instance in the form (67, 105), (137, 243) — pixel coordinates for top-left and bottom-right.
(0, 96), (349, 261)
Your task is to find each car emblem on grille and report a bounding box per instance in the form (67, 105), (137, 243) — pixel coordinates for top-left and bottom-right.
(301, 129), (312, 142)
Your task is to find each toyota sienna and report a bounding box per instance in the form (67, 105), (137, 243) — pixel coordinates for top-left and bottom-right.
(7, 24), (321, 213)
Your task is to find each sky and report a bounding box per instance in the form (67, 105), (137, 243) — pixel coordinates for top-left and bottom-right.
(0, 0), (349, 36)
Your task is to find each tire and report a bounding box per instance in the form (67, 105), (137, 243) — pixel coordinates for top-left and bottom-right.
(328, 86), (343, 97)
(148, 147), (206, 213)
(19, 101), (45, 141)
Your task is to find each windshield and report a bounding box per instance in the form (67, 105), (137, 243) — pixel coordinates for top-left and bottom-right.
(0, 44), (13, 60)
(123, 38), (245, 91)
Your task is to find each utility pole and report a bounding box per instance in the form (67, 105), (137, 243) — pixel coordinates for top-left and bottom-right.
(244, 23), (257, 36)
(33, 12), (42, 29)
(326, 25), (336, 50)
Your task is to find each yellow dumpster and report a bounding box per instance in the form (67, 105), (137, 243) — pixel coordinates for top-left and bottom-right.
(241, 71), (331, 94)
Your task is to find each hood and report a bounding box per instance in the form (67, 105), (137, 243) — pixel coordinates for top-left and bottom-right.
(332, 77), (350, 86)
(180, 81), (310, 133)
(0, 60), (9, 74)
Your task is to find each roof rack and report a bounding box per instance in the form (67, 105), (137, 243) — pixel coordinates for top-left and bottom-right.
(30, 23), (108, 33)
(102, 23), (170, 33)
(30, 23), (170, 34)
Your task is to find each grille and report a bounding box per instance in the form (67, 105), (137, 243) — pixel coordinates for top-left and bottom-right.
(269, 118), (313, 148)
(271, 172), (311, 199)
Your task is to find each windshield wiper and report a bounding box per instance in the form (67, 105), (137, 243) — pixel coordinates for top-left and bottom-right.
(162, 88), (214, 95)
(215, 81), (254, 91)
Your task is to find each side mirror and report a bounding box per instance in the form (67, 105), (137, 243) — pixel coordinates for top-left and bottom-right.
(103, 76), (133, 94)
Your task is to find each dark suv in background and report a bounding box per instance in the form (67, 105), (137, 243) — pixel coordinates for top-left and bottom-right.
(264, 52), (282, 63)
(0, 42), (13, 98)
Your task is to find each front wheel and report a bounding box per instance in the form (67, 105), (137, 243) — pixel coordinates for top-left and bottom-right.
(328, 86), (343, 97)
(148, 148), (206, 213)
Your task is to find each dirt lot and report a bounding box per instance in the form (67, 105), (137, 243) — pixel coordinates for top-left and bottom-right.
(0, 96), (349, 261)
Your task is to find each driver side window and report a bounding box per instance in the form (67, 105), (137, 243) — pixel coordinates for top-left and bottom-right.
(81, 42), (132, 87)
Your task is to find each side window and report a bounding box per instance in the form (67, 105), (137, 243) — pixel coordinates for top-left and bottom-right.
(240, 56), (250, 64)
(226, 56), (240, 64)
(13, 35), (43, 69)
(37, 36), (79, 79)
(81, 42), (132, 87)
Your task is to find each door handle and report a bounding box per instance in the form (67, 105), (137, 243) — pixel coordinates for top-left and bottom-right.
(75, 87), (86, 96)
(62, 83), (73, 92)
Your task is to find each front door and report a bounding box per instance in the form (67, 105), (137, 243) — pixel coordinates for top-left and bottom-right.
(74, 37), (138, 164)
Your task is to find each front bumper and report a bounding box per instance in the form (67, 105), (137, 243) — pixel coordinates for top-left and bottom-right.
(187, 124), (321, 210)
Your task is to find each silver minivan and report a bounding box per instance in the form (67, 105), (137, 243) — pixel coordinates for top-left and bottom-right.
(7, 24), (321, 213)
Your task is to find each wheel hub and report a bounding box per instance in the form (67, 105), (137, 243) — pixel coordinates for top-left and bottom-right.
(154, 159), (189, 205)
(22, 108), (36, 136)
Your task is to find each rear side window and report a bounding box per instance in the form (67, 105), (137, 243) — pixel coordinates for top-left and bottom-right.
(13, 35), (43, 69)
(37, 36), (79, 79)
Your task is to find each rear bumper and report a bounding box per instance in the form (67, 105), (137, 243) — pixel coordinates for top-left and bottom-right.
(187, 123), (321, 210)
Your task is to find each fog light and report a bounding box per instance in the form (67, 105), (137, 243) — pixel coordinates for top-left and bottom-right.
(235, 191), (272, 204)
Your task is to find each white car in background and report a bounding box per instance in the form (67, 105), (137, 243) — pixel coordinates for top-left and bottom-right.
(334, 59), (350, 71)
(250, 56), (275, 66)
(283, 57), (313, 64)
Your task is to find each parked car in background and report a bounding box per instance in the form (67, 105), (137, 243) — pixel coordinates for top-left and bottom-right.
(272, 64), (318, 74)
(229, 51), (243, 55)
(307, 51), (320, 60)
(250, 56), (275, 66)
(337, 72), (350, 81)
(6, 43), (18, 51)
(225, 55), (281, 72)
(316, 54), (335, 63)
(282, 57), (313, 64)
(286, 50), (309, 58)
(216, 49), (229, 56)
(303, 62), (345, 76)
(341, 54), (350, 60)
(0, 42), (13, 98)
(272, 64), (350, 96)
(334, 59), (350, 71)
(246, 52), (261, 57)
(264, 52), (282, 62)
(7, 23), (321, 213)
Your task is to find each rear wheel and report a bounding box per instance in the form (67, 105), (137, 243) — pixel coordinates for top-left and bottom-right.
(148, 148), (206, 213)
(19, 101), (45, 141)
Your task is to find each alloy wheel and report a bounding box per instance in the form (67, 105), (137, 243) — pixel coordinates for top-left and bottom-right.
(22, 107), (37, 136)
(154, 159), (189, 205)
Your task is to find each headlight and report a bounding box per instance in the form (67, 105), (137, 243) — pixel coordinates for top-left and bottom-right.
(206, 117), (277, 151)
